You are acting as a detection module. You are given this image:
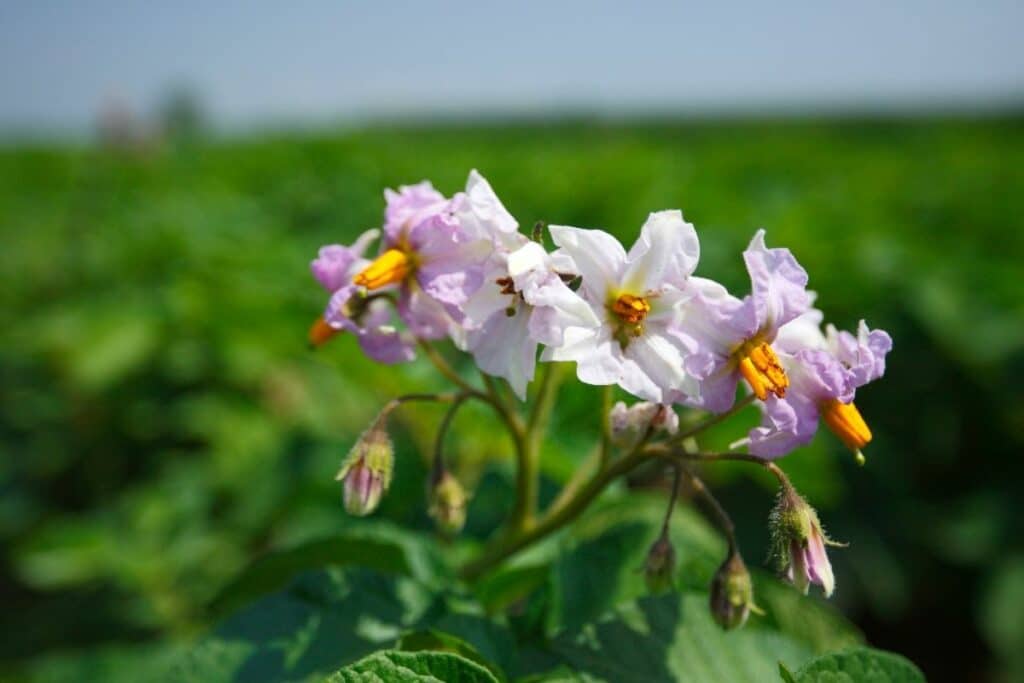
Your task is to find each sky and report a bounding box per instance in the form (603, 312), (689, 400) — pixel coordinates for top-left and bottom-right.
(1, 1), (1022, 134)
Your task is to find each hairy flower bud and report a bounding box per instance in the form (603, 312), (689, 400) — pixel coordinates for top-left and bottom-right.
(609, 401), (679, 449)
(769, 482), (841, 597)
(644, 533), (677, 594)
(709, 546), (755, 630)
(428, 469), (468, 535)
(336, 417), (394, 516)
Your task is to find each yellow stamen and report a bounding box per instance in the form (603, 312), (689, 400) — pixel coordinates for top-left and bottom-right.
(820, 399), (872, 452)
(736, 342), (788, 400)
(308, 316), (340, 348)
(353, 248), (410, 290)
(612, 293), (651, 324)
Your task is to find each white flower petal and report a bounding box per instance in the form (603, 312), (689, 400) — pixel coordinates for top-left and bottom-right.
(468, 306), (536, 400)
(622, 210), (700, 292)
(548, 225), (626, 302)
(458, 169), (519, 243)
(625, 329), (697, 399)
(506, 241), (549, 280)
(543, 326), (622, 387)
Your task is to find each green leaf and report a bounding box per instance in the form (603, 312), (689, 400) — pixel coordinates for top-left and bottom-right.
(979, 555), (1024, 663)
(786, 647), (925, 682)
(210, 527), (444, 618)
(397, 630), (507, 682)
(550, 592), (814, 683)
(549, 494), (862, 654)
(325, 650), (499, 683)
(550, 494), (724, 634)
(778, 662), (798, 683)
(754, 576), (863, 653)
(473, 561), (550, 614)
(170, 568), (438, 682)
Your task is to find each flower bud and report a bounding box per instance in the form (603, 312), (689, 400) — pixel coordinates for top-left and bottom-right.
(336, 417), (394, 516)
(644, 533), (677, 594)
(428, 469), (467, 535)
(709, 546), (755, 630)
(769, 483), (840, 597)
(609, 401), (679, 449)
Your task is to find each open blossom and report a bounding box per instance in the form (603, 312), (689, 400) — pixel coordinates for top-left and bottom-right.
(353, 173), (494, 344)
(541, 211), (706, 403)
(463, 240), (598, 399)
(747, 310), (892, 459)
(678, 229), (812, 413)
(310, 229), (415, 364)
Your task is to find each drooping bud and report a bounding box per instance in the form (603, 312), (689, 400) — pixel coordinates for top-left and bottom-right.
(428, 469), (468, 535)
(609, 401), (679, 449)
(336, 415), (394, 516)
(709, 546), (756, 630)
(643, 532), (677, 594)
(769, 481), (841, 598)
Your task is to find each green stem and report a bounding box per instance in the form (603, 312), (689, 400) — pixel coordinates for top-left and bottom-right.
(384, 391), (464, 414)
(678, 464), (737, 548)
(479, 373), (534, 532)
(526, 363), (561, 436)
(430, 394), (468, 484)
(599, 385), (613, 466)
(416, 339), (485, 399)
(545, 443), (602, 519)
(660, 465), (682, 537)
(672, 394), (756, 443)
(460, 445), (649, 581)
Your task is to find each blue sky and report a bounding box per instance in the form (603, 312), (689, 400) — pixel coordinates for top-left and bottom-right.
(1, 1), (1022, 133)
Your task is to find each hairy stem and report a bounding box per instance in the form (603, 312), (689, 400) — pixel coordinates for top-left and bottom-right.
(460, 446), (649, 581)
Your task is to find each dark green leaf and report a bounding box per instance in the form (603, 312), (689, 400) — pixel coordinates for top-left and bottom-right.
(397, 630), (507, 682)
(210, 527), (444, 617)
(786, 647), (925, 682)
(170, 568), (437, 682)
(551, 592), (813, 683)
(325, 650), (499, 683)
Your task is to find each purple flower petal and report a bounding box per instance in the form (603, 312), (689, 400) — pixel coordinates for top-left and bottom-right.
(743, 229), (811, 335)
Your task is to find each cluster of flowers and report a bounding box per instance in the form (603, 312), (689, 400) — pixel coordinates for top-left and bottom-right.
(311, 170), (891, 461)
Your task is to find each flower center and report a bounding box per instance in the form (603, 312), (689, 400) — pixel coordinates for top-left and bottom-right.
(495, 276), (521, 317)
(609, 293), (651, 349)
(612, 293), (651, 325)
(819, 399), (872, 453)
(735, 341), (788, 401)
(495, 276), (517, 296)
(354, 248), (411, 290)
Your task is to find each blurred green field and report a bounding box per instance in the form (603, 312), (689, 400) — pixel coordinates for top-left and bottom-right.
(2, 119), (1024, 681)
